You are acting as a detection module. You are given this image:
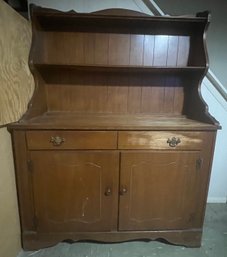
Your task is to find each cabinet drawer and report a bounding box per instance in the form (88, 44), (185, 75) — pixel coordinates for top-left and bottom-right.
(26, 131), (117, 150)
(118, 131), (206, 150)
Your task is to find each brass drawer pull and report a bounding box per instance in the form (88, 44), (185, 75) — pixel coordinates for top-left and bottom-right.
(167, 137), (181, 147)
(50, 136), (65, 146)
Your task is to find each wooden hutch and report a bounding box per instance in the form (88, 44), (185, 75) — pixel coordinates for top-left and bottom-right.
(9, 6), (220, 250)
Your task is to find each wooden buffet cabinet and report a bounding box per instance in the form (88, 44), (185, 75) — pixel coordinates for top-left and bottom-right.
(9, 6), (220, 250)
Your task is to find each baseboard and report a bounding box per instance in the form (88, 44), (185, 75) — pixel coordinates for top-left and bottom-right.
(207, 197), (227, 203)
(16, 251), (24, 257)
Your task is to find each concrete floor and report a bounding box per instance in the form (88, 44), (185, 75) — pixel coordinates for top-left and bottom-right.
(18, 203), (227, 257)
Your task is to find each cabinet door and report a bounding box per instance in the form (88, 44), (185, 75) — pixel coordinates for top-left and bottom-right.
(30, 151), (119, 232)
(119, 151), (203, 231)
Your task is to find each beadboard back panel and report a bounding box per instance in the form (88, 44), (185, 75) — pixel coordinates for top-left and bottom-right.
(46, 80), (184, 114)
(34, 32), (190, 67)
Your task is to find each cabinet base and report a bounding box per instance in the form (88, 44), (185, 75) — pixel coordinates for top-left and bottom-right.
(22, 230), (202, 250)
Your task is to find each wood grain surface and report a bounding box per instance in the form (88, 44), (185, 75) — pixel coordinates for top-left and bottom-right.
(0, 1), (34, 126)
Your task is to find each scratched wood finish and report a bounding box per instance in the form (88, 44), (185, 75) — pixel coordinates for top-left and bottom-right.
(118, 131), (206, 150)
(119, 151), (202, 230)
(15, 7), (215, 124)
(30, 151), (119, 232)
(118, 132), (215, 232)
(8, 7), (219, 250)
(10, 113), (217, 130)
(0, 1), (34, 125)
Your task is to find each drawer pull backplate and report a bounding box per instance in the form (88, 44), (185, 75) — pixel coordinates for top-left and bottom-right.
(167, 137), (181, 147)
(50, 136), (65, 146)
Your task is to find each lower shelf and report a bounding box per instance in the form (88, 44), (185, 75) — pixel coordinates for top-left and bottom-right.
(22, 229), (202, 250)
(14, 112), (218, 130)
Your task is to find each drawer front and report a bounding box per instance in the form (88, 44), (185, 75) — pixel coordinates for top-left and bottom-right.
(118, 131), (207, 150)
(26, 131), (117, 150)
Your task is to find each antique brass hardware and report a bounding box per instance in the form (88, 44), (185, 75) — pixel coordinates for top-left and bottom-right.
(120, 186), (127, 195)
(196, 158), (203, 171)
(167, 137), (181, 147)
(104, 187), (112, 196)
(50, 136), (65, 146)
(27, 160), (33, 172)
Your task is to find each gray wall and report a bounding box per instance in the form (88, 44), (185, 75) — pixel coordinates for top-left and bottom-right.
(156, 0), (227, 90)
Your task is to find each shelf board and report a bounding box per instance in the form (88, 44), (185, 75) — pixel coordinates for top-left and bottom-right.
(35, 63), (206, 74)
(12, 112), (218, 130)
(34, 64), (206, 84)
(32, 6), (209, 35)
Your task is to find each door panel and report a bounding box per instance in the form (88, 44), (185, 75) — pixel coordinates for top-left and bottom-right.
(119, 151), (202, 231)
(30, 151), (119, 232)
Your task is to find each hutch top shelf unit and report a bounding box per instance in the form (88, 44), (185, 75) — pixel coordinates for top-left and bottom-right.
(11, 6), (219, 131)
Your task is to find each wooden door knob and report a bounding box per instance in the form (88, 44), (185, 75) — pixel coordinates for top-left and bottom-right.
(120, 186), (127, 195)
(104, 187), (112, 196)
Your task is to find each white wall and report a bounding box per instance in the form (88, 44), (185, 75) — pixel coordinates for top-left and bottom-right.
(28, 0), (227, 203)
(0, 128), (21, 257)
(202, 77), (227, 202)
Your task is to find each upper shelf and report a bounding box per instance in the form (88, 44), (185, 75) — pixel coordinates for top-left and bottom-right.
(35, 64), (206, 81)
(31, 32), (207, 68)
(35, 63), (206, 72)
(31, 5), (210, 35)
(30, 7), (210, 68)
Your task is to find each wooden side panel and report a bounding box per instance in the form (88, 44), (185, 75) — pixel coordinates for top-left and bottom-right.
(30, 151), (119, 232)
(12, 130), (35, 231)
